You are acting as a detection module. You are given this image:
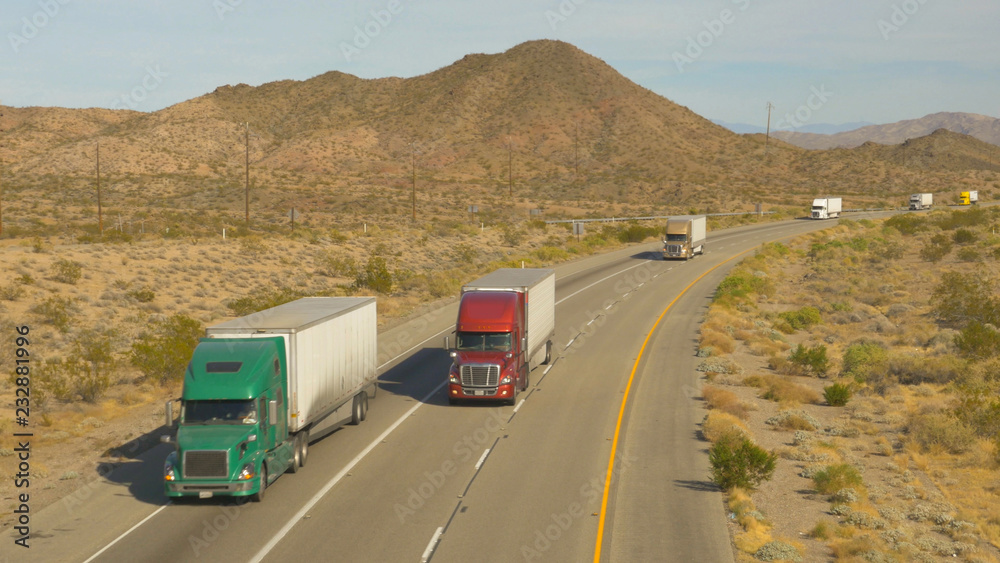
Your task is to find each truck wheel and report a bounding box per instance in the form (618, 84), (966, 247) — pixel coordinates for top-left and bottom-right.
(360, 392), (369, 422)
(351, 394), (363, 425)
(522, 370), (530, 392)
(299, 429), (309, 468)
(252, 465), (267, 502)
(288, 434), (301, 473)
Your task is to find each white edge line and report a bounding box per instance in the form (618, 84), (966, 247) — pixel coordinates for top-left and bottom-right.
(475, 449), (490, 470)
(249, 379), (447, 563)
(543, 363), (555, 375)
(513, 398), (525, 413)
(82, 503), (170, 563)
(420, 527), (445, 563)
(555, 260), (650, 306)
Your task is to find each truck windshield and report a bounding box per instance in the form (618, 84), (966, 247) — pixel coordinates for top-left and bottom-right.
(183, 399), (257, 425)
(665, 234), (687, 242)
(457, 332), (511, 352)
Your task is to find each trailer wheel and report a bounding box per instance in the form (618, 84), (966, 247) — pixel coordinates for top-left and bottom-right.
(522, 370), (530, 392)
(543, 341), (552, 365)
(299, 429), (309, 468)
(251, 465), (267, 502)
(351, 394), (363, 425)
(360, 392), (369, 422)
(288, 434), (301, 473)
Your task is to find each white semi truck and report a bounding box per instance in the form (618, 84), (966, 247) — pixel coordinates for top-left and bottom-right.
(909, 193), (933, 210)
(811, 197), (842, 219)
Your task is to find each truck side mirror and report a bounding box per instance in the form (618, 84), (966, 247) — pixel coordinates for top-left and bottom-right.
(268, 400), (278, 424)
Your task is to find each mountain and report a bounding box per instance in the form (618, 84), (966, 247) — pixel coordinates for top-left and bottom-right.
(713, 120), (874, 135)
(773, 112), (1000, 149)
(1, 40), (997, 232)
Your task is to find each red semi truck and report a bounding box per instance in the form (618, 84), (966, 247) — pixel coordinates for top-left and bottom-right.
(447, 268), (556, 405)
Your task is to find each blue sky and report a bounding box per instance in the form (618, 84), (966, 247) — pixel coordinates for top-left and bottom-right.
(2, 0), (998, 128)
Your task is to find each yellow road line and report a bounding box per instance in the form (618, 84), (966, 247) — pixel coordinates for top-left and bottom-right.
(592, 249), (751, 562)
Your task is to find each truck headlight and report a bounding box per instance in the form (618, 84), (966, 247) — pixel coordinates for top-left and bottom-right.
(237, 463), (255, 481)
(164, 461), (176, 482)
(449, 365), (460, 384)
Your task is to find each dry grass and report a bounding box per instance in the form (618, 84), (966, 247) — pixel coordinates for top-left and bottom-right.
(701, 385), (753, 420)
(743, 373), (821, 405)
(701, 411), (748, 443)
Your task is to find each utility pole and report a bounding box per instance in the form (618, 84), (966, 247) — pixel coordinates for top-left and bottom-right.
(96, 142), (103, 234)
(0, 104), (4, 238)
(574, 121), (579, 182)
(244, 122), (250, 228)
(411, 142), (417, 222)
(507, 137), (513, 198)
(764, 102), (774, 155)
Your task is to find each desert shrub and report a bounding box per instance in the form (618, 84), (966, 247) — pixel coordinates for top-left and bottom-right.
(715, 268), (772, 302)
(50, 258), (83, 284)
(907, 411), (976, 454)
(748, 374), (821, 404)
(702, 386), (750, 420)
(614, 223), (659, 243)
(702, 411), (749, 442)
(71, 329), (117, 402)
(700, 329), (735, 355)
(957, 247), (981, 262)
(953, 228), (978, 244)
(533, 246), (569, 262)
(955, 322), (1000, 360)
(884, 213), (927, 235)
(841, 340), (889, 383)
(919, 238), (951, 262)
(777, 306), (822, 333)
(354, 254), (393, 294)
(709, 431), (777, 491)
(31, 296), (77, 332)
(812, 464), (863, 495)
(238, 236), (270, 258)
(788, 344), (829, 376)
(868, 238), (905, 261)
(227, 286), (303, 316)
(0, 282), (25, 301)
(126, 287), (156, 303)
(316, 252), (357, 277)
(500, 223), (523, 246)
(932, 271), (999, 326)
(954, 367), (1000, 440)
(754, 541), (802, 562)
(888, 353), (964, 385)
(824, 383), (852, 406)
(130, 314), (203, 384)
(937, 207), (989, 230)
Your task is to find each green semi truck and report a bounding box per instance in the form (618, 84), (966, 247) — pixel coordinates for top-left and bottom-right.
(161, 297), (377, 501)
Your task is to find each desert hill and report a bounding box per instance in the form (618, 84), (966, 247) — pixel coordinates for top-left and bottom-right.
(1, 40), (997, 234)
(773, 111), (1000, 150)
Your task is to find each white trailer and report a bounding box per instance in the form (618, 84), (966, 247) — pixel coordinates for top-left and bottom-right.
(205, 297), (378, 433)
(461, 269), (556, 369)
(811, 197), (842, 219)
(909, 193), (933, 210)
(662, 215), (707, 259)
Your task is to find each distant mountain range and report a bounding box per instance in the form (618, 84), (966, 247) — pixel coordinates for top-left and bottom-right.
(763, 112), (1000, 149)
(713, 120), (875, 136)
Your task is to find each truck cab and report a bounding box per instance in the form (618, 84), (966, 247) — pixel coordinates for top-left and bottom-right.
(448, 291), (526, 404)
(164, 337), (293, 501)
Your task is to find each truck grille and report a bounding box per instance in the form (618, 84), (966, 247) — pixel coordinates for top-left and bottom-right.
(184, 450), (228, 478)
(460, 364), (500, 387)
(665, 244), (683, 255)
